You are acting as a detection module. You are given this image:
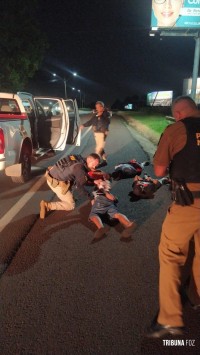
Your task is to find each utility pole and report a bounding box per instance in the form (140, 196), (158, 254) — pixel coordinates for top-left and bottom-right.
(191, 33), (200, 101)
(63, 78), (67, 99)
(52, 72), (77, 99)
(155, 29), (200, 104)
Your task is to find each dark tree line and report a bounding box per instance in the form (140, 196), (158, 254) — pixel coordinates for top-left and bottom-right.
(0, 0), (48, 92)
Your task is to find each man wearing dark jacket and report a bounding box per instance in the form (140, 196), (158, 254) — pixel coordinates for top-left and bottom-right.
(80, 101), (111, 164)
(40, 153), (100, 219)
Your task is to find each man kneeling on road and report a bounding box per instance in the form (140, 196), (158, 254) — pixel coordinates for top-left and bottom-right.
(40, 153), (100, 219)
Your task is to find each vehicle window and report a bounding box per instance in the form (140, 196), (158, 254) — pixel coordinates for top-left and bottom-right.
(64, 99), (75, 118)
(64, 100), (74, 112)
(36, 99), (63, 118)
(35, 101), (47, 117)
(0, 99), (20, 114)
(21, 99), (36, 118)
(21, 99), (32, 113)
(51, 102), (63, 116)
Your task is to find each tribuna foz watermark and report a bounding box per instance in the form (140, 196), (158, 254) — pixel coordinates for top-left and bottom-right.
(163, 339), (195, 347)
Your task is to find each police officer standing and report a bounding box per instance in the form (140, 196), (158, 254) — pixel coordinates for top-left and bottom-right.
(40, 153), (100, 219)
(80, 101), (111, 165)
(148, 96), (200, 337)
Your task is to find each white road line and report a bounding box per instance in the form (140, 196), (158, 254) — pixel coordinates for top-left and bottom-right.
(0, 127), (91, 233)
(0, 177), (45, 233)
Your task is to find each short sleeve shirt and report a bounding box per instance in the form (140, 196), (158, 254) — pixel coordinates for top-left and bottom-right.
(153, 121), (187, 167)
(153, 120), (200, 191)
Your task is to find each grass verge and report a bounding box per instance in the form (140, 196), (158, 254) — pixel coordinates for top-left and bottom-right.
(117, 110), (174, 145)
(125, 112), (172, 135)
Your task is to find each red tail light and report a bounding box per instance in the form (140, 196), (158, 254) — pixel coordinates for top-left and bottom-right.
(0, 128), (5, 154)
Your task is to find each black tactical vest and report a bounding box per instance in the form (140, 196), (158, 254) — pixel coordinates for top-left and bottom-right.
(170, 117), (200, 182)
(56, 154), (85, 172)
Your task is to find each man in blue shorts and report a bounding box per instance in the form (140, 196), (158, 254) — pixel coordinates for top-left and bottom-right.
(89, 179), (136, 241)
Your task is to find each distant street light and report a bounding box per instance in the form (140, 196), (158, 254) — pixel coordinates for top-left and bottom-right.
(52, 72), (77, 99)
(72, 87), (82, 107)
(77, 89), (81, 108)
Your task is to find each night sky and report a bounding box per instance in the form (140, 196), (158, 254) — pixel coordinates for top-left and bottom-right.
(29, 0), (197, 106)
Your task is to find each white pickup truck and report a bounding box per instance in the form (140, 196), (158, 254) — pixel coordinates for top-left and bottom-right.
(0, 92), (81, 183)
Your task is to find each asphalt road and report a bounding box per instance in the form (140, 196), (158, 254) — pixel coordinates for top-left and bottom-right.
(0, 114), (199, 355)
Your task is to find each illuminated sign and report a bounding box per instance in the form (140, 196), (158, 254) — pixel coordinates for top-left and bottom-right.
(124, 104), (133, 110)
(147, 91), (173, 106)
(151, 0), (200, 30)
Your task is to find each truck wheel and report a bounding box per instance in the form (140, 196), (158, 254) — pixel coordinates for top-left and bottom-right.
(11, 149), (32, 183)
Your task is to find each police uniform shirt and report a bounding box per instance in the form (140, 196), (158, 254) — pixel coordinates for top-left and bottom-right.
(49, 163), (92, 199)
(153, 120), (200, 192)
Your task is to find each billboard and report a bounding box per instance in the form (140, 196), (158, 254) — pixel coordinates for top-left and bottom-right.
(183, 78), (200, 104)
(147, 91), (173, 106)
(151, 0), (200, 30)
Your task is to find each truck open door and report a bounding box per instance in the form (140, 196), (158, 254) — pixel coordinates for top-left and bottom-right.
(34, 97), (81, 151)
(64, 98), (81, 146)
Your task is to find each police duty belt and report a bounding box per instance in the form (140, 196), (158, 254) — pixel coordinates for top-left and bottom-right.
(45, 171), (70, 194)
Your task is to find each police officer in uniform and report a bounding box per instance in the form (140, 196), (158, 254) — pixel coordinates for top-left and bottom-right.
(80, 101), (111, 165)
(148, 96), (200, 338)
(40, 153), (100, 219)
